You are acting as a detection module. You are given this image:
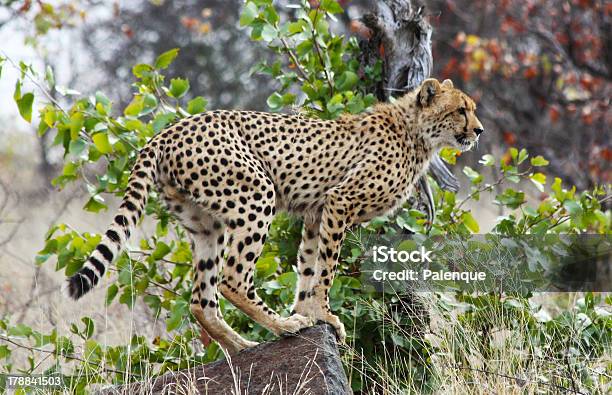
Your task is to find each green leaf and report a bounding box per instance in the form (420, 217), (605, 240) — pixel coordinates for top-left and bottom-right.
(69, 112), (84, 140)
(166, 300), (189, 331)
(529, 172), (546, 192)
(266, 92), (283, 111)
(42, 106), (57, 127)
(8, 323), (33, 338)
(69, 138), (88, 160)
(33, 330), (55, 347)
(320, 0), (344, 14)
(261, 23), (277, 42)
(65, 257), (83, 276)
(463, 166), (483, 184)
(155, 48), (180, 69)
(287, 20), (306, 35)
(517, 148), (528, 164)
(151, 241), (171, 261)
(240, 2), (258, 26)
(142, 93), (158, 114)
(81, 317), (95, 339)
(187, 96), (208, 114)
(530, 155), (549, 167)
(479, 154), (495, 167)
(336, 71), (359, 91)
(461, 212), (480, 233)
(346, 96), (365, 114)
(92, 132), (112, 154)
(119, 286), (136, 309)
(124, 95), (144, 117)
(83, 196), (108, 213)
(152, 112), (177, 133)
(563, 200), (582, 216)
(256, 255), (278, 278)
(168, 78), (190, 98)
(106, 284), (119, 306)
(509, 147), (518, 161)
(132, 63), (154, 79)
(551, 177), (565, 201)
(13, 79), (21, 100)
(0, 344), (11, 359)
(16, 92), (34, 122)
(495, 189), (526, 209)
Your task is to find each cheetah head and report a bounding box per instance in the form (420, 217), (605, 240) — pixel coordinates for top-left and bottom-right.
(416, 78), (484, 151)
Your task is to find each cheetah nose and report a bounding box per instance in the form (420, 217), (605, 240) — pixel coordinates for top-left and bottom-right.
(474, 128), (484, 136)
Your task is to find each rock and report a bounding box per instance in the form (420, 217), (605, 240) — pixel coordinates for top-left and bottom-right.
(101, 324), (351, 394)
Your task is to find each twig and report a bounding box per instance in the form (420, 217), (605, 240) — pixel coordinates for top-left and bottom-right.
(311, 7), (334, 96)
(129, 250), (191, 267)
(107, 266), (180, 296)
(279, 37), (309, 82)
(15, 266), (42, 323)
(0, 180), (23, 248)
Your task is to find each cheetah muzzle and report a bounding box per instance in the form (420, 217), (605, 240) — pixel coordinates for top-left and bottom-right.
(67, 78), (483, 354)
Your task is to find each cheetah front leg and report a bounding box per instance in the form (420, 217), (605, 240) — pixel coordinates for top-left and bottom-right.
(291, 218), (320, 317)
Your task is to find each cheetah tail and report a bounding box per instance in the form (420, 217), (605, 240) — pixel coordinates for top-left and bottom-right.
(67, 147), (158, 299)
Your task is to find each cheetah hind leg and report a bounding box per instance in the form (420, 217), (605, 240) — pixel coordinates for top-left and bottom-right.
(189, 234), (259, 354)
(162, 188), (258, 354)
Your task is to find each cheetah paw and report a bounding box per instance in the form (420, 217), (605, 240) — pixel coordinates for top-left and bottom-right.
(318, 314), (346, 343)
(218, 338), (259, 355)
(275, 313), (314, 336)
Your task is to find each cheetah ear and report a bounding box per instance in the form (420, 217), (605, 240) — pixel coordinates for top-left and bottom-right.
(417, 78), (441, 107)
(441, 79), (454, 89)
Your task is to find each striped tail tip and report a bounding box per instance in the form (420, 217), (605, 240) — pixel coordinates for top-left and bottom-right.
(67, 271), (93, 300)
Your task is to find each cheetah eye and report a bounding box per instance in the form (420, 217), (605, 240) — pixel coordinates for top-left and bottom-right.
(458, 108), (466, 115)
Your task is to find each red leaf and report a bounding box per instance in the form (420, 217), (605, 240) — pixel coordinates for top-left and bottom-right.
(503, 131), (517, 146)
(441, 58), (458, 79)
(121, 24), (134, 39)
(524, 67), (538, 79)
(502, 152), (512, 165)
(549, 105), (560, 123)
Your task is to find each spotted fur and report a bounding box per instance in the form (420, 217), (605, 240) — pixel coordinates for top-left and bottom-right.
(68, 78), (483, 353)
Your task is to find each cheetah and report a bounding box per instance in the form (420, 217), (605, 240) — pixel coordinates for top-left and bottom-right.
(67, 78), (484, 354)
